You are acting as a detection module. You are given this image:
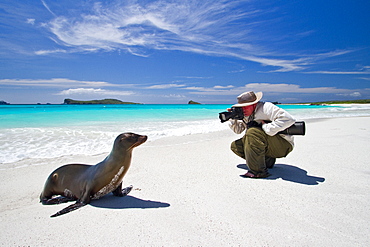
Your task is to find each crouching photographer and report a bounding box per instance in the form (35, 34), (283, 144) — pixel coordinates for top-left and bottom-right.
(219, 91), (303, 178)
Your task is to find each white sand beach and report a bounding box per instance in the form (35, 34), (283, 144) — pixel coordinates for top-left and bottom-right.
(0, 117), (369, 246)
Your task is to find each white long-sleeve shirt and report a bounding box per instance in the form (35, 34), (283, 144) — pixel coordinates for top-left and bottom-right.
(229, 101), (296, 147)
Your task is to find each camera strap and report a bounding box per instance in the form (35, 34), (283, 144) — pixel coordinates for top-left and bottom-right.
(246, 109), (256, 124)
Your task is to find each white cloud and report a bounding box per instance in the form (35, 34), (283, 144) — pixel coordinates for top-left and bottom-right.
(176, 76), (213, 79)
(304, 71), (370, 75)
(185, 82), (363, 96)
(26, 18), (35, 25)
(184, 86), (210, 91)
(242, 56), (306, 72)
(357, 77), (370, 81)
(163, 94), (186, 98)
(336, 92), (363, 97)
(35, 49), (67, 55)
(145, 83), (186, 89)
(0, 78), (116, 88)
(41, 0), (56, 17)
(56, 88), (134, 96)
(214, 85), (234, 89)
(242, 83), (347, 94)
(304, 64), (370, 75)
(350, 92), (361, 97)
(39, 0), (349, 72)
(228, 69), (246, 73)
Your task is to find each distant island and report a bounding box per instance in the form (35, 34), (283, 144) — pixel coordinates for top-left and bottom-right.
(63, 98), (141, 105)
(0, 100), (10, 105)
(188, 100), (201, 104)
(307, 99), (370, 105)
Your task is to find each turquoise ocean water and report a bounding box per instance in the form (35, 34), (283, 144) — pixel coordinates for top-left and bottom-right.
(1, 103), (370, 165)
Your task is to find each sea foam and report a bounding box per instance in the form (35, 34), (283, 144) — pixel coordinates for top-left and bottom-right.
(0, 119), (228, 164)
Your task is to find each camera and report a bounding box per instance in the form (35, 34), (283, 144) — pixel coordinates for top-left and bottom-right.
(219, 107), (244, 123)
(247, 120), (306, 135)
(278, 121), (305, 135)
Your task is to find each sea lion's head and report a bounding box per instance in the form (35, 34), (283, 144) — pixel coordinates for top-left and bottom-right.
(114, 132), (147, 151)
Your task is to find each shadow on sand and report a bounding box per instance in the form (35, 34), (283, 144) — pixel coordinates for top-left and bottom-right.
(90, 195), (170, 209)
(237, 163), (325, 185)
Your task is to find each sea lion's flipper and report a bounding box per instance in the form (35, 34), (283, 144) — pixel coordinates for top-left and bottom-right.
(41, 196), (76, 205)
(112, 184), (133, 197)
(112, 183), (123, 196)
(121, 185), (133, 197)
(50, 201), (86, 217)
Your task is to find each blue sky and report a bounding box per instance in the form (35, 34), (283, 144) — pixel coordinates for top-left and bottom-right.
(0, 0), (369, 104)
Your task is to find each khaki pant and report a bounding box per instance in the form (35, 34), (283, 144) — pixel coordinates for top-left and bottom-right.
(231, 127), (293, 176)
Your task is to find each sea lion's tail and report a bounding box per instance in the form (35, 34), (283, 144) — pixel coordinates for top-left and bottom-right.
(50, 201), (86, 218)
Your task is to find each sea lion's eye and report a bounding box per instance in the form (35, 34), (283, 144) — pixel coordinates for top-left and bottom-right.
(119, 134), (129, 142)
(120, 133), (135, 142)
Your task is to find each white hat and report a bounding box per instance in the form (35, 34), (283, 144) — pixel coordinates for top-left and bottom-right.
(232, 91), (263, 107)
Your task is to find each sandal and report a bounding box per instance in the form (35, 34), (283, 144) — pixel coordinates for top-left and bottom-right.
(241, 171), (271, 178)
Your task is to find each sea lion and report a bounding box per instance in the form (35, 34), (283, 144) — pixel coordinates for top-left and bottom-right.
(40, 132), (147, 217)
